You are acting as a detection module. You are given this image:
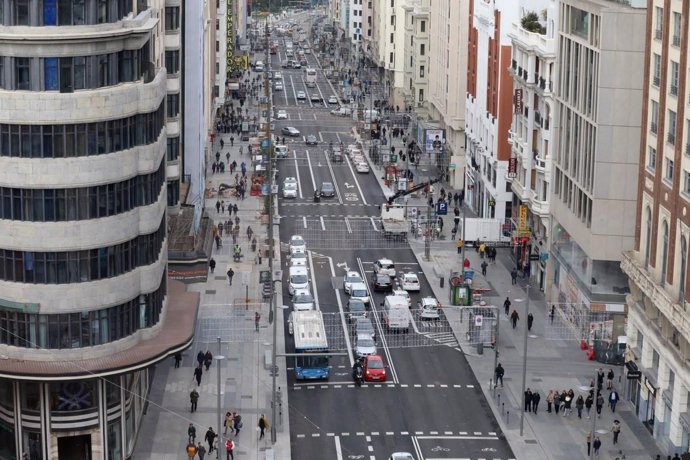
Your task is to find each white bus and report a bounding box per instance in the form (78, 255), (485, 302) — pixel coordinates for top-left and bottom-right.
(305, 68), (317, 88)
(290, 310), (330, 379)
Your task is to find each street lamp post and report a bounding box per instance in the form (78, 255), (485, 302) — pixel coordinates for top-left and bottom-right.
(519, 284), (531, 436)
(215, 337), (224, 459)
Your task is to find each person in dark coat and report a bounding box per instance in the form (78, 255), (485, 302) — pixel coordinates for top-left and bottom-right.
(494, 363), (504, 388)
(531, 391), (541, 414)
(504, 297), (511, 316)
(194, 365), (203, 386)
(510, 310), (519, 329)
(174, 352), (182, 368)
(190, 389), (199, 412)
(197, 351), (205, 367)
(204, 350), (213, 371)
(188, 423), (197, 443)
(527, 313), (534, 331)
(524, 389), (533, 412)
(205, 427), (216, 452)
(209, 257), (216, 273)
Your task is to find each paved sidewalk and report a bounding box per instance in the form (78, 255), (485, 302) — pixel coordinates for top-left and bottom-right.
(354, 128), (662, 460)
(134, 87), (291, 460)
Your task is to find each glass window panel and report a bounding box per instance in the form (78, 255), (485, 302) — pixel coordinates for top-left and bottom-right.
(15, 57), (31, 90)
(43, 0), (57, 25)
(73, 0), (85, 25)
(15, 0), (29, 25)
(44, 57), (59, 90)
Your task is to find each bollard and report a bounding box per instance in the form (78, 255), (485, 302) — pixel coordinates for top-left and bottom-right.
(506, 410), (510, 423)
(502, 402), (505, 415)
(440, 276), (444, 288)
(498, 394), (501, 406)
(489, 378), (493, 388)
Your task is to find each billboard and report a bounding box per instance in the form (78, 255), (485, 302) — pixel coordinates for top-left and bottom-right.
(425, 128), (445, 152)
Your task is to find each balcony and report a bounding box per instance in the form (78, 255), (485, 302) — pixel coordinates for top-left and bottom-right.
(534, 155), (548, 172)
(621, 250), (690, 348)
(530, 197), (549, 216)
(686, 143), (690, 156)
(671, 85), (678, 96)
(508, 22), (556, 57)
(653, 76), (660, 87)
(538, 77), (553, 93)
(668, 132), (676, 145)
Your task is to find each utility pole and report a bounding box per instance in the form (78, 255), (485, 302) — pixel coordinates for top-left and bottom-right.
(519, 284), (530, 436)
(492, 307), (500, 398)
(424, 199), (432, 261)
(216, 337), (223, 458)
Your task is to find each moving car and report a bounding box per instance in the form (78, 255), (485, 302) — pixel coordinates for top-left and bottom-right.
(388, 454), (415, 460)
(330, 107), (352, 117)
(300, 58), (308, 67)
(296, 91), (306, 100)
(355, 161), (370, 173)
(354, 317), (376, 341)
(291, 60), (301, 69)
(418, 297), (441, 319)
(372, 273), (393, 292)
(349, 283), (370, 305)
(274, 71), (283, 79)
(282, 177), (298, 198)
(310, 94), (321, 102)
(289, 251), (307, 267)
(288, 266), (310, 296)
(374, 259), (396, 277)
(355, 333), (377, 357)
(281, 59), (290, 68)
(274, 145), (289, 158)
(274, 81), (284, 91)
(282, 126), (301, 137)
(276, 109), (288, 119)
(347, 299), (368, 322)
(344, 271), (364, 294)
(400, 273), (420, 291)
(392, 289), (411, 307)
(306, 134), (318, 145)
(319, 182), (335, 198)
(292, 289), (315, 311)
(363, 355), (387, 382)
(289, 235), (306, 253)
(328, 95), (339, 104)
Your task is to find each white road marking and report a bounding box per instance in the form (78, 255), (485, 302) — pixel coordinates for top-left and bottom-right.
(370, 217), (379, 231)
(334, 435), (343, 460)
(319, 131), (324, 143)
(411, 436), (424, 460)
(305, 149), (316, 191)
(328, 255), (354, 367)
(320, 216), (326, 231)
(416, 435), (499, 440)
(345, 151), (369, 205)
(365, 436), (371, 442)
(356, 432), (365, 436)
(308, 250), (320, 311)
(324, 149), (344, 204)
(311, 433), (320, 437)
(385, 432), (394, 436)
(303, 216), (307, 229)
(345, 218), (352, 234)
(401, 431), (409, 435)
(294, 151), (303, 198)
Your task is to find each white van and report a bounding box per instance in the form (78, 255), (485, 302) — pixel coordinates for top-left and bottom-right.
(382, 295), (410, 332)
(255, 61), (265, 72)
(288, 266), (310, 296)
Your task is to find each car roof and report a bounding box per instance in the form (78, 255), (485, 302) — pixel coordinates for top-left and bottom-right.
(375, 273), (391, 279)
(322, 182), (333, 186)
(346, 271), (361, 278)
(284, 176), (297, 182)
(421, 297), (438, 305)
(356, 333), (373, 341)
(290, 235), (304, 241)
(350, 282), (367, 289)
(366, 354), (383, 363)
(377, 258), (393, 264)
(403, 273), (418, 279)
(289, 266), (308, 275)
(293, 289), (312, 297)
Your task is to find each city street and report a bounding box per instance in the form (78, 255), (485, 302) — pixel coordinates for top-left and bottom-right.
(270, 19), (515, 460)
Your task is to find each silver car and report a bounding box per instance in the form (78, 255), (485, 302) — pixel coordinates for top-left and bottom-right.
(355, 333), (377, 357)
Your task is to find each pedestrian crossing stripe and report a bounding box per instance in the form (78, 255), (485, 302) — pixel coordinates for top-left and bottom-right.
(291, 382), (471, 390)
(292, 430), (504, 438)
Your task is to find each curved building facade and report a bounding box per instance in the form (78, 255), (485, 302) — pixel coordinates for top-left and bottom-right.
(0, 1), (197, 459)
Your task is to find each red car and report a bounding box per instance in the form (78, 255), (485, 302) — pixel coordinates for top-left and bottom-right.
(363, 355), (387, 382)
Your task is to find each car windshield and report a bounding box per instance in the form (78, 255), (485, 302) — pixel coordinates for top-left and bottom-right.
(346, 274), (361, 283)
(291, 275), (308, 284)
(291, 237), (304, 246)
(380, 263), (393, 269)
(322, 183), (333, 190)
(368, 358), (384, 369)
(376, 275), (389, 282)
(352, 289), (368, 297)
(358, 337), (375, 347)
(349, 302), (365, 312)
(294, 294), (314, 303)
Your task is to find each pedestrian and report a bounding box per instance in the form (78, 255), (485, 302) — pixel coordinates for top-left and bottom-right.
(612, 420), (621, 444)
(479, 242), (486, 258)
(224, 412), (234, 435)
(233, 412), (242, 436)
(524, 388), (533, 412)
(494, 363), (504, 387)
(197, 442), (207, 460)
(226, 152), (230, 164)
(531, 391), (541, 414)
(186, 441), (197, 459)
(221, 201), (226, 214)
(255, 311), (261, 332)
(193, 364), (203, 385)
(511, 268), (518, 285)
(510, 310), (519, 329)
(215, 200), (221, 213)
(607, 368), (615, 389)
(504, 297), (511, 316)
(188, 423), (197, 443)
(457, 238), (463, 254)
(575, 395), (584, 418)
(247, 225), (253, 241)
(190, 388), (199, 412)
(225, 438), (235, 460)
(597, 368), (605, 391)
(586, 431), (592, 456)
(230, 136), (234, 146)
(546, 390), (554, 413)
(258, 414), (269, 439)
(174, 352), (182, 368)
(197, 350), (205, 367)
(609, 389), (619, 412)
(593, 436), (601, 456)
(549, 305), (555, 324)
(227, 267), (234, 286)
(232, 203), (238, 217)
(527, 312), (534, 331)
(563, 393), (572, 416)
(205, 427), (216, 453)
(672, 454), (681, 460)
(596, 393), (604, 417)
(204, 350), (213, 371)
(209, 257), (216, 273)
(220, 139), (225, 149)
(481, 260), (488, 276)
(585, 393), (593, 418)
(553, 391), (561, 415)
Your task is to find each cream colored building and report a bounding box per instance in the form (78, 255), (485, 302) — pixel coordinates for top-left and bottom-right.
(427, 0), (469, 190)
(401, 0), (429, 111)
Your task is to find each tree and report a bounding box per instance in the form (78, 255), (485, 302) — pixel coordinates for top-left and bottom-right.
(521, 12), (546, 35)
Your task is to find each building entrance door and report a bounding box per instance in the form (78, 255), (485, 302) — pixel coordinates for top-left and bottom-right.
(57, 434), (91, 460)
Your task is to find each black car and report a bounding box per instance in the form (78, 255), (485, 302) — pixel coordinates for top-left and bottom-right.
(372, 273), (393, 292)
(306, 135), (318, 145)
(347, 299), (368, 322)
(319, 182), (335, 197)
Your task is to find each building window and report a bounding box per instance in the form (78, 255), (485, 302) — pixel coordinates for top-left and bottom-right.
(418, 88), (424, 102)
(58, 0), (86, 25)
(419, 65), (424, 78)
(673, 12), (682, 47)
(685, 171), (690, 195)
(662, 220), (669, 285)
(648, 146), (656, 171)
(668, 110), (677, 144)
(644, 207), (652, 268)
(652, 54), (661, 87)
(15, 0), (29, 25)
(390, 32), (394, 43)
(165, 50), (180, 74)
(0, 58), (4, 88)
(390, 52), (394, 64)
(670, 61), (679, 96)
(655, 6), (664, 40)
(167, 180), (180, 206)
(97, 0), (108, 23)
(666, 158), (674, 182)
(680, 237), (687, 302)
(167, 94), (180, 118)
(167, 136), (179, 161)
(651, 100), (659, 134)
(165, 6), (180, 31)
(390, 15), (394, 26)
(420, 43), (425, 56)
(14, 57), (30, 90)
(420, 20), (425, 32)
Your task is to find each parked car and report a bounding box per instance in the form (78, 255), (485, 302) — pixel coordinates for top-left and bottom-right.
(281, 126), (301, 137)
(418, 297), (441, 319)
(310, 94), (322, 102)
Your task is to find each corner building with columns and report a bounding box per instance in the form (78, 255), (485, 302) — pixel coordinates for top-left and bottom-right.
(0, 1), (197, 459)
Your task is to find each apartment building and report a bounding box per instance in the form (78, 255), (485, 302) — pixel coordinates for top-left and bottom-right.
(507, 0), (557, 290)
(465, 0), (519, 221)
(426, 0), (469, 190)
(401, 0), (429, 111)
(621, 0), (690, 453)
(164, 0), (182, 208)
(348, 0), (364, 61)
(0, 1), (197, 458)
(548, 0), (645, 338)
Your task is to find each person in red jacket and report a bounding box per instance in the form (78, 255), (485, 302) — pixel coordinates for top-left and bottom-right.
(225, 438), (235, 460)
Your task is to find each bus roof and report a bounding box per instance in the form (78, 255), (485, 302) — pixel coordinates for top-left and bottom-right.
(293, 310), (328, 350)
(306, 67), (317, 73)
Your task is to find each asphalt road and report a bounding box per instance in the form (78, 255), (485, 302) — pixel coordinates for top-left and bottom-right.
(270, 15), (515, 460)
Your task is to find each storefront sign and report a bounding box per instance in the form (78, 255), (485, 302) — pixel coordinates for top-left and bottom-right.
(514, 89), (523, 114)
(626, 370), (641, 380)
(518, 205), (528, 230)
(645, 378), (657, 396)
(508, 157), (517, 178)
(529, 254), (540, 261)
